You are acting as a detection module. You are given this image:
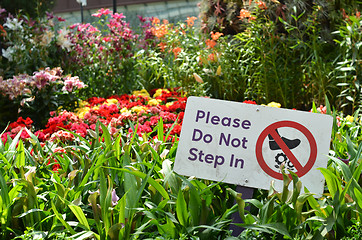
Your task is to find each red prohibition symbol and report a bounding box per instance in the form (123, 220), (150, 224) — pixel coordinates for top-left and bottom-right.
(255, 121), (317, 180)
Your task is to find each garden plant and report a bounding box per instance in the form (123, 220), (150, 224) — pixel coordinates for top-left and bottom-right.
(0, 0), (362, 239)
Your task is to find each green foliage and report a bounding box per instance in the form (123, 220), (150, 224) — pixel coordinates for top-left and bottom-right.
(0, 9), (67, 79)
(334, 11), (362, 114)
(0, 0), (55, 19)
(0, 121), (236, 239)
(198, 0), (244, 35)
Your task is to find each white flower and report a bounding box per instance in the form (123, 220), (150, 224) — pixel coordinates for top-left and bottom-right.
(41, 30), (55, 46)
(57, 28), (73, 51)
(2, 47), (15, 61)
(76, 0), (87, 6)
(3, 18), (23, 31)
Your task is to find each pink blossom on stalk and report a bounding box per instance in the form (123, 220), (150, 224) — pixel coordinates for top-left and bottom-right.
(62, 76), (87, 92)
(92, 8), (111, 18)
(77, 23), (91, 32)
(317, 105), (327, 114)
(50, 130), (75, 142)
(112, 12), (126, 20)
(33, 69), (60, 90)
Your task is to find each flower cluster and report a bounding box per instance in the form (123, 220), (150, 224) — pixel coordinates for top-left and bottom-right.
(1, 117), (32, 143)
(0, 9), (67, 76)
(0, 67), (86, 100)
(1, 89), (187, 144)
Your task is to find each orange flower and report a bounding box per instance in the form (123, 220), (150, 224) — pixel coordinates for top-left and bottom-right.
(205, 39), (217, 49)
(256, 1), (267, 10)
(208, 53), (216, 62)
(172, 47), (182, 58)
(0, 24), (6, 37)
(211, 31), (224, 41)
(249, 16), (257, 21)
(356, 10), (361, 19)
(152, 17), (160, 25)
(158, 42), (167, 52)
(163, 19), (169, 24)
(238, 9), (251, 20)
(151, 24), (168, 38)
(341, 9), (349, 20)
(186, 16), (197, 27)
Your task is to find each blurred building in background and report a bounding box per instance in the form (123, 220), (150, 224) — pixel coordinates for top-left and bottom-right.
(53, 0), (199, 25)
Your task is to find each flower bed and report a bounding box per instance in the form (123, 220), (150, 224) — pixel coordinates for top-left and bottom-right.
(1, 88), (186, 144)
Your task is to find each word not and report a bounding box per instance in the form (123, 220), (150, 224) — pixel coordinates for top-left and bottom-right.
(188, 147), (245, 169)
(192, 129), (248, 149)
(219, 133), (248, 149)
(195, 110), (251, 129)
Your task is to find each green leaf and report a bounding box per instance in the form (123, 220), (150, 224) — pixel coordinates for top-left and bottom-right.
(329, 155), (352, 181)
(69, 205), (91, 231)
(157, 117), (164, 141)
(51, 201), (76, 235)
(325, 95), (332, 115)
(106, 166), (170, 200)
(319, 168), (341, 199)
(176, 189), (189, 227)
(100, 122), (112, 147)
(227, 188), (245, 222)
(100, 171), (112, 233)
(108, 223), (125, 240)
(70, 231), (100, 240)
(243, 222), (292, 238)
(354, 188), (362, 209)
(0, 168), (10, 207)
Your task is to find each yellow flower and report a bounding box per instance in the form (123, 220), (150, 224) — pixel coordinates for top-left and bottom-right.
(267, 102), (281, 108)
(79, 100), (88, 107)
(216, 65), (222, 76)
(131, 106), (147, 114)
(105, 98), (118, 106)
(148, 99), (162, 106)
(166, 102), (174, 107)
(153, 89), (170, 98)
(193, 73), (204, 83)
(133, 89), (150, 97)
(92, 106), (99, 110)
(346, 115), (354, 123)
(77, 107), (90, 119)
(120, 107), (131, 114)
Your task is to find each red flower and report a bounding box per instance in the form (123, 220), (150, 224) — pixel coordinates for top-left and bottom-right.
(243, 100), (257, 105)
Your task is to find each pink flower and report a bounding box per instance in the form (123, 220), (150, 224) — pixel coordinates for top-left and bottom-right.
(92, 8), (111, 18)
(112, 13), (126, 20)
(317, 105), (327, 114)
(62, 76), (87, 92)
(112, 189), (120, 206)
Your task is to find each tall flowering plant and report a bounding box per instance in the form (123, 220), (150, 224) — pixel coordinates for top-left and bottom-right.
(0, 9), (68, 78)
(135, 16), (210, 96)
(0, 67), (87, 130)
(64, 9), (151, 97)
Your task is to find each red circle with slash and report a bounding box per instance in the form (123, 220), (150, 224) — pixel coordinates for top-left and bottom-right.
(255, 121), (317, 180)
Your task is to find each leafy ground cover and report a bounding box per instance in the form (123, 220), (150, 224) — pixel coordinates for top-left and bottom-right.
(1, 89), (362, 239)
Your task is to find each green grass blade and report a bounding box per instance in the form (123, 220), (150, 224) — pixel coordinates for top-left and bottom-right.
(68, 205), (91, 231)
(176, 189), (189, 227)
(51, 201), (76, 235)
(319, 168), (342, 199)
(105, 166), (170, 200)
(0, 168), (10, 207)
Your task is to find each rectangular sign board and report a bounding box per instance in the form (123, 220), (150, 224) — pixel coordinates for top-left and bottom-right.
(174, 97), (333, 196)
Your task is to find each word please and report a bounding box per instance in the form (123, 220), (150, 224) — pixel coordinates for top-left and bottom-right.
(195, 110), (251, 129)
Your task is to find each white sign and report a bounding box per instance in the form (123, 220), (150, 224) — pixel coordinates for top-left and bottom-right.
(174, 97), (333, 196)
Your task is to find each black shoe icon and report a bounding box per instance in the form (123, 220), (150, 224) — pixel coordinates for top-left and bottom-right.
(268, 129), (300, 150)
